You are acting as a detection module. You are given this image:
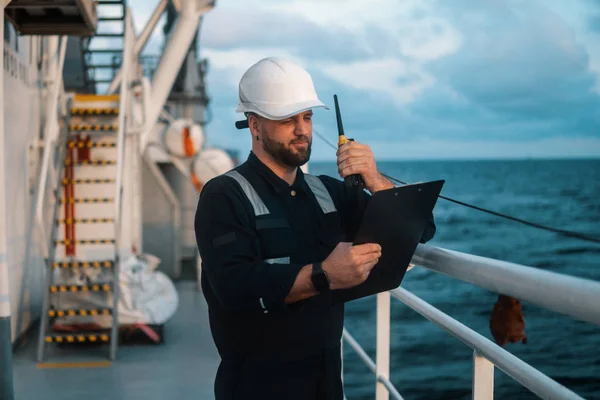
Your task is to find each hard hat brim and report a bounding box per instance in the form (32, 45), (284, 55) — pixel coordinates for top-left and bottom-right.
(235, 99), (329, 129)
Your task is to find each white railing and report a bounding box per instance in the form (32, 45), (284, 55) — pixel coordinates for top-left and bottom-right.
(390, 288), (585, 400)
(412, 244), (600, 325)
(110, 6), (135, 361)
(343, 243), (599, 399)
(342, 328), (405, 400)
(33, 35), (68, 259)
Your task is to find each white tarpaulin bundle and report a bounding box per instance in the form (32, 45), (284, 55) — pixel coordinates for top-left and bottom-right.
(54, 253), (179, 328)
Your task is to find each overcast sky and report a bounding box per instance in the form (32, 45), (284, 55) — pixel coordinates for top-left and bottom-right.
(130, 0), (600, 160)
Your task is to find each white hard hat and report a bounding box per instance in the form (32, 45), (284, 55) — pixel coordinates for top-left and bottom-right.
(235, 57), (328, 129)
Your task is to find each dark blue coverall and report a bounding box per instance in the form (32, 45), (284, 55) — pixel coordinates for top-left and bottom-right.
(194, 151), (436, 399)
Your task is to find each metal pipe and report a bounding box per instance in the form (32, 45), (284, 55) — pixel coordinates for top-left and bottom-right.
(412, 243), (600, 325)
(342, 329), (405, 400)
(0, 8), (15, 400)
(391, 288), (585, 400)
(342, 328), (377, 374)
(110, 7), (134, 361)
(107, 0), (169, 94)
(146, 0), (214, 148)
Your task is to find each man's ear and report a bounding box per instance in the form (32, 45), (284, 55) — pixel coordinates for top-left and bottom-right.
(248, 114), (260, 138)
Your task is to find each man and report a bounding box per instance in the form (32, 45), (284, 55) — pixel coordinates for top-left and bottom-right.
(194, 57), (436, 399)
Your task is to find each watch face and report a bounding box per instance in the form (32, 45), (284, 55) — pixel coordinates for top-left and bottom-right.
(313, 270), (329, 291)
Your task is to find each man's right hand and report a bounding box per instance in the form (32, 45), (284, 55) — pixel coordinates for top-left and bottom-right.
(322, 242), (381, 290)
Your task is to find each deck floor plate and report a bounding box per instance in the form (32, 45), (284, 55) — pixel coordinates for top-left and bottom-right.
(13, 281), (220, 400)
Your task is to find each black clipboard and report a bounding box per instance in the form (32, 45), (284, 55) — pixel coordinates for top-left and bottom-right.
(333, 180), (445, 303)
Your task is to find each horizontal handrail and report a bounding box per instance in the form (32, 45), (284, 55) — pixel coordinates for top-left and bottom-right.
(412, 243), (600, 325)
(342, 328), (405, 400)
(390, 288), (585, 400)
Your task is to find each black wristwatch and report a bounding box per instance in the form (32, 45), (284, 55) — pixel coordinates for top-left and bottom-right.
(311, 262), (330, 293)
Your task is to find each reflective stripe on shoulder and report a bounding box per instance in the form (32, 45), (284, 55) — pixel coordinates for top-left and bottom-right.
(225, 170), (270, 216)
(304, 174), (337, 214)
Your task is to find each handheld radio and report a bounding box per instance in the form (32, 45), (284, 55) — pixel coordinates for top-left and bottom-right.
(334, 94), (365, 190)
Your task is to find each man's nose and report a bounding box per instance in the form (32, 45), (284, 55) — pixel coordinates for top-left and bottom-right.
(294, 118), (311, 136)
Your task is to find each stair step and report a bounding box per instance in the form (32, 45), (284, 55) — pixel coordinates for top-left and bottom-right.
(53, 260), (114, 269)
(71, 107), (119, 115)
(73, 94), (119, 102)
(62, 178), (116, 185)
(59, 197), (114, 204)
(65, 160), (116, 166)
(95, 33), (124, 37)
(69, 124), (118, 132)
(44, 332), (111, 344)
(48, 308), (112, 317)
(84, 49), (122, 53)
(98, 17), (124, 21)
(55, 239), (115, 245)
(57, 218), (115, 225)
(49, 283), (112, 293)
(67, 141), (117, 149)
(87, 64), (120, 69)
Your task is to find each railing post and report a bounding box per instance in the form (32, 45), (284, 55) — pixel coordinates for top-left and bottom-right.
(472, 351), (494, 399)
(376, 292), (391, 400)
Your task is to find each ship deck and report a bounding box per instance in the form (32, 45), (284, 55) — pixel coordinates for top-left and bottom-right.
(11, 280), (220, 400)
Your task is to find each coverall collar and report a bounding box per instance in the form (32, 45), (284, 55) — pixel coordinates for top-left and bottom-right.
(247, 151), (309, 194)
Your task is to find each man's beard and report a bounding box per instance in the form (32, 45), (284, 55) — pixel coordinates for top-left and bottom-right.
(262, 135), (312, 167)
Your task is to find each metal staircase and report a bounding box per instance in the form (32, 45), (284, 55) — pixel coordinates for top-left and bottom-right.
(81, 0), (127, 93)
(37, 94), (122, 362)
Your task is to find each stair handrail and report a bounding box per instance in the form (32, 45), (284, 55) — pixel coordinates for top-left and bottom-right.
(110, 6), (134, 361)
(33, 35), (68, 259)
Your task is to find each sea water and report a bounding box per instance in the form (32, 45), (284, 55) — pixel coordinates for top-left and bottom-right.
(308, 159), (600, 400)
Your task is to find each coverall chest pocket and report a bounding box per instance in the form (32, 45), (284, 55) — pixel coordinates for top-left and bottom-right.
(255, 218), (296, 264)
(317, 212), (345, 261)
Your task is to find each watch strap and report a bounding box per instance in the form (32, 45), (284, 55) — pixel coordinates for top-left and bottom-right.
(311, 262), (330, 292)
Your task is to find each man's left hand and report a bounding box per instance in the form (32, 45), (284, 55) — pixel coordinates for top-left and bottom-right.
(336, 141), (394, 193)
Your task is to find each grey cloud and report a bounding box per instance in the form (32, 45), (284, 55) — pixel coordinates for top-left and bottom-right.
(425, 0), (600, 138)
(200, 7), (388, 62)
(198, 0), (600, 159)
